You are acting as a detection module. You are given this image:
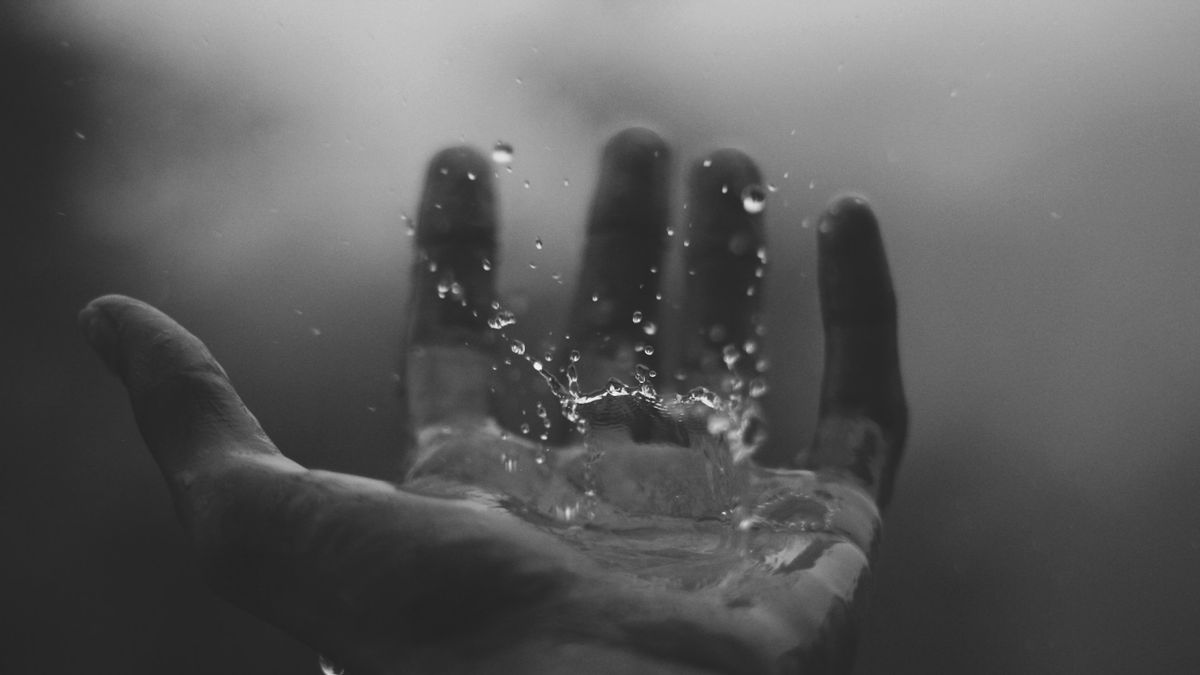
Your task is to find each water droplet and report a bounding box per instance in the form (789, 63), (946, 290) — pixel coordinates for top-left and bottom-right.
(722, 344), (740, 369)
(523, 180), (531, 189)
(534, 238), (543, 250)
(591, 293), (599, 303)
(439, 167), (449, 176)
(487, 310), (517, 329)
(310, 327), (322, 337)
(642, 322), (657, 336)
(631, 311), (643, 324)
(466, 171), (477, 181)
(741, 185), (766, 213)
(702, 159), (713, 167)
(511, 339), (526, 355)
(949, 88), (959, 99)
(492, 141), (514, 165)
(569, 349), (581, 363)
(318, 654), (345, 675)
(562, 178), (570, 187)
(634, 364), (651, 384)
(643, 344), (655, 355)
(520, 422), (531, 434)
(481, 258), (492, 271)
(73, 129), (86, 140)
(721, 184), (729, 194)
(748, 378), (769, 398)
(436, 278), (452, 298)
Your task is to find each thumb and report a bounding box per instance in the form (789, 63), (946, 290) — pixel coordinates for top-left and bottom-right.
(79, 295), (283, 484)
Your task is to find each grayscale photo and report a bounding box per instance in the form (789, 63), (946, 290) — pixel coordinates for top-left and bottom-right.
(4, 2), (1199, 673)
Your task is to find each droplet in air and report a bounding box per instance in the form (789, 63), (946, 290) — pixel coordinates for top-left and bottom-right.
(523, 180), (531, 189)
(722, 344), (740, 369)
(949, 88), (959, 99)
(492, 141), (514, 165)
(748, 378), (769, 398)
(569, 349), (581, 363)
(318, 654), (345, 675)
(642, 322), (657, 336)
(741, 185), (767, 214)
(534, 238), (543, 250)
(702, 159), (713, 168)
(481, 258), (492, 271)
(73, 130), (86, 140)
(631, 311), (643, 324)
(562, 178), (570, 187)
(510, 339), (526, 355)
(487, 310), (517, 329)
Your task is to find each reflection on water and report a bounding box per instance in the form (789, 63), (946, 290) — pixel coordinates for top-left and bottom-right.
(407, 343), (877, 604)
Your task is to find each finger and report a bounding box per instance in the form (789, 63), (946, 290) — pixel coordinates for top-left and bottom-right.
(804, 194), (907, 508)
(561, 127), (671, 390)
(404, 146), (500, 434)
(678, 149), (767, 395)
(78, 294), (297, 506)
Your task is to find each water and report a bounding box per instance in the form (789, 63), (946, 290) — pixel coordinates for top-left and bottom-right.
(406, 337), (879, 595)
(491, 141), (514, 165)
(741, 184), (767, 213)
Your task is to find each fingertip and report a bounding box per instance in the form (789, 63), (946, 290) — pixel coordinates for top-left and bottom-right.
(419, 145), (497, 242)
(818, 192), (877, 242)
(587, 126), (672, 235)
(817, 193), (894, 324)
(600, 126), (669, 173)
(426, 145), (492, 182)
(690, 149), (763, 206)
(79, 295), (123, 377)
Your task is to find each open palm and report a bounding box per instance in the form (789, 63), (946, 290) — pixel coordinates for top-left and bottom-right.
(81, 127), (906, 674)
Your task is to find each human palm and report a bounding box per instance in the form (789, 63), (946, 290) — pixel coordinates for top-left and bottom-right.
(81, 127), (906, 674)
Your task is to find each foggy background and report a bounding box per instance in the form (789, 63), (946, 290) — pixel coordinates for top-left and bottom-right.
(5, 1), (1200, 673)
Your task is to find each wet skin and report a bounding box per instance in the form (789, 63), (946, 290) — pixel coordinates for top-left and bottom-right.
(80, 127), (906, 674)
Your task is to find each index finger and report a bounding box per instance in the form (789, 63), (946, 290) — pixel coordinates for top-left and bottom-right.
(804, 195), (907, 508)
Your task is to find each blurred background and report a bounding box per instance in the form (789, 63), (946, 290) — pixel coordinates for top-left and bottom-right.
(5, 1), (1200, 673)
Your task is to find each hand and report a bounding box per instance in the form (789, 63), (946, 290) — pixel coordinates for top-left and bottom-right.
(80, 127), (906, 674)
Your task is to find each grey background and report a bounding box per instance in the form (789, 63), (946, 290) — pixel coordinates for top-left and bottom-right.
(5, 1), (1200, 673)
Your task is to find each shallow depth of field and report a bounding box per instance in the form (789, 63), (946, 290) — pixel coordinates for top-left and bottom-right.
(5, 2), (1200, 673)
